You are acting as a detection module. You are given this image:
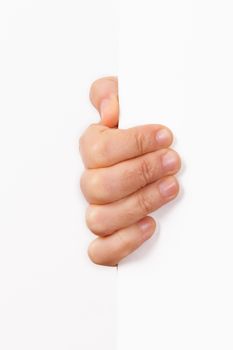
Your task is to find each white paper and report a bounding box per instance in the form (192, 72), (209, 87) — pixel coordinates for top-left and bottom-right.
(0, 1), (117, 349)
(118, 1), (233, 349)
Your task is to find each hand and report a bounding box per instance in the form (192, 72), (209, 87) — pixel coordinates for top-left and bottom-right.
(79, 76), (181, 266)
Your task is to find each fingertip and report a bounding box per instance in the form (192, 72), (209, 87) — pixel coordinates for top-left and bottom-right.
(137, 216), (156, 241)
(99, 95), (119, 128)
(155, 126), (174, 147)
(157, 175), (180, 201)
(89, 76), (119, 128)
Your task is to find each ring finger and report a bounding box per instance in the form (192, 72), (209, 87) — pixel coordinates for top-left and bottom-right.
(86, 175), (180, 236)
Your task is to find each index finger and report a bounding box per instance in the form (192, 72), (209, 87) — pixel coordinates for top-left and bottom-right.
(79, 123), (173, 169)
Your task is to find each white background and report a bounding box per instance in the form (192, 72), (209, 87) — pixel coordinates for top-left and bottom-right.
(118, 0), (233, 349)
(2, 1), (233, 349)
(0, 1), (117, 349)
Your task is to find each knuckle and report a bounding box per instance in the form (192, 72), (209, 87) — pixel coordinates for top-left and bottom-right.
(89, 138), (108, 167)
(78, 133), (85, 153)
(90, 172), (103, 190)
(88, 241), (117, 267)
(137, 191), (154, 214)
(124, 206), (139, 224)
(80, 171), (104, 202)
(79, 124), (110, 168)
(88, 173), (107, 203)
(87, 241), (98, 263)
(79, 171), (87, 194)
(78, 126), (94, 162)
(89, 80), (100, 100)
(87, 241), (102, 265)
(85, 205), (98, 232)
(134, 131), (147, 155)
(139, 158), (154, 185)
(79, 124), (95, 149)
(85, 205), (103, 235)
(87, 242), (97, 264)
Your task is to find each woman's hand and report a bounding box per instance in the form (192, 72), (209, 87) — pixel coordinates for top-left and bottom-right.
(79, 76), (181, 266)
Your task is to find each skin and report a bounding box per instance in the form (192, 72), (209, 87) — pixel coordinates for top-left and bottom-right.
(79, 76), (181, 266)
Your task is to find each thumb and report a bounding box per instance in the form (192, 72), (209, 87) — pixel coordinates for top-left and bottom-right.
(89, 76), (119, 128)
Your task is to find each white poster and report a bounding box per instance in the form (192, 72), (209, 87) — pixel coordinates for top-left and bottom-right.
(0, 1), (117, 349)
(118, 1), (233, 349)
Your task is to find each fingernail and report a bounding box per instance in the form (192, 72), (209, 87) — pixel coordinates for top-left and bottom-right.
(156, 128), (172, 146)
(100, 98), (111, 119)
(158, 177), (178, 198)
(137, 217), (155, 239)
(162, 150), (179, 171)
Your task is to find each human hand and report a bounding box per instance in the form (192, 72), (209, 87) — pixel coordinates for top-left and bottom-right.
(79, 77), (181, 266)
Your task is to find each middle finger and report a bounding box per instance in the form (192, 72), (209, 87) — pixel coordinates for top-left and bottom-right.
(80, 148), (181, 204)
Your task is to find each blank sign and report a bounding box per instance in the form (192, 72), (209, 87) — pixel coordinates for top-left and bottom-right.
(118, 1), (233, 349)
(0, 1), (117, 349)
